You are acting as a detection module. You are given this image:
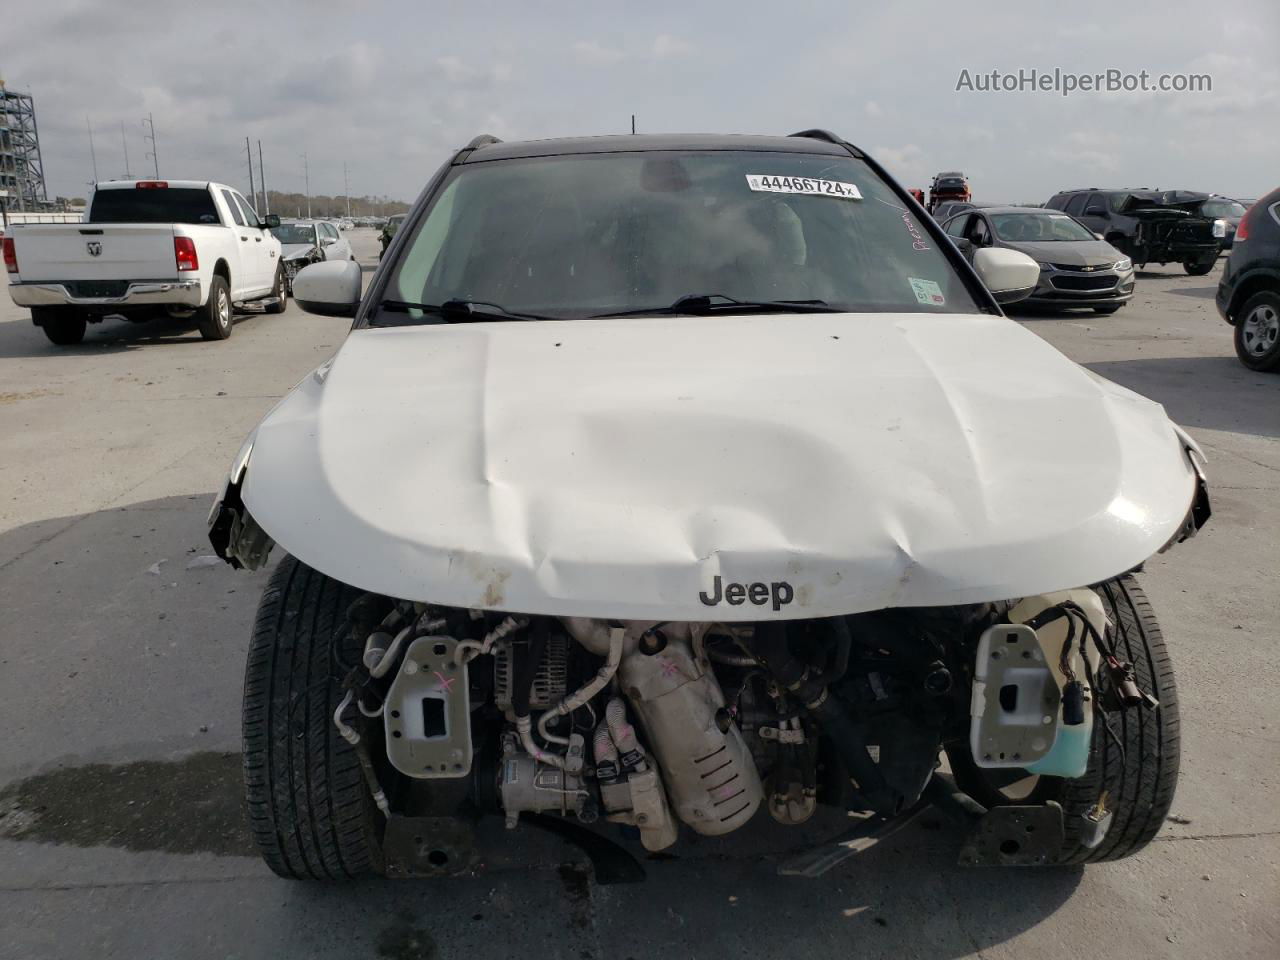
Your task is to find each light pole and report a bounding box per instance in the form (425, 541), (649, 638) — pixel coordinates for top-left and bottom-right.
(302, 153), (311, 218)
(142, 113), (159, 178)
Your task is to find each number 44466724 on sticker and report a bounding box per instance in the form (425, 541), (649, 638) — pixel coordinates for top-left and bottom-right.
(746, 175), (862, 200)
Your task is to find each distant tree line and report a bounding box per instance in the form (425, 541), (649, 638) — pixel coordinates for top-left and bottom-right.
(255, 190), (410, 219)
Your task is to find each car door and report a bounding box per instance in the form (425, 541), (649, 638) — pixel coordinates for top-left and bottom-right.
(233, 191), (275, 293)
(320, 222), (351, 262)
(218, 188), (253, 299)
(331, 223), (353, 261)
(965, 214), (992, 250)
(942, 214), (975, 260)
(1074, 192), (1109, 235)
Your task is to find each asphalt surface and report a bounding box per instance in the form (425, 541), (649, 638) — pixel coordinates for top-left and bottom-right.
(0, 230), (1276, 959)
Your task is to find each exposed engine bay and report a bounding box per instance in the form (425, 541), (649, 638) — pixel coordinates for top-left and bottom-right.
(326, 587), (1157, 877)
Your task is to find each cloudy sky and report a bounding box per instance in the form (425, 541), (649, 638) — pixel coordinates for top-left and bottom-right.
(5, 0), (1276, 205)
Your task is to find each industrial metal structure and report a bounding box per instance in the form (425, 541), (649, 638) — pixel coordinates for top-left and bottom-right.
(1, 77), (48, 212)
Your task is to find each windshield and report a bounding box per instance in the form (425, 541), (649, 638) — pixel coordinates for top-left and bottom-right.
(380, 151), (980, 322)
(989, 212), (1096, 243)
(270, 223), (317, 244)
(1201, 199), (1246, 218)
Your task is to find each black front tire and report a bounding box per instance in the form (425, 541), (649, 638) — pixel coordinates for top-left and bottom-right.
(35, 307), (87, 346)
(196, 275), (234, 340)
(1233, 290), (1280, 372)
(1183, 255), (1217, 276)
(949, 575), (1179, 864)
(242, 556), (384, 880)
(264, 266), (287, 315)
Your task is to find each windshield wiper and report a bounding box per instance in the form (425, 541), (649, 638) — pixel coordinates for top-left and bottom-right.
(373, 299), (556, 323)
(592, 294), (839, 319)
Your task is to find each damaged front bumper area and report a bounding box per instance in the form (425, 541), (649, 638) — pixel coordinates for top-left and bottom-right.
(207, 445), (274, 571)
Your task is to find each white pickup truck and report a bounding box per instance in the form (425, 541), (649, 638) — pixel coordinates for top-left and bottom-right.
(3, 180), (286, 345)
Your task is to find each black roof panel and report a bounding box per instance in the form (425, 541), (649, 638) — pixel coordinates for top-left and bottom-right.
(458, 133), (851, 163)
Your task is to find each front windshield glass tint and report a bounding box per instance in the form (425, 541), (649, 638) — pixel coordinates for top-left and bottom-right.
(384, 151), (979, 320)
(990, 212), (1095, 243)
(271, 224), (316, 244)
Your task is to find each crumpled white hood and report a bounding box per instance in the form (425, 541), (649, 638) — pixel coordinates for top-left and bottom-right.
(240, 313), (1197, 620)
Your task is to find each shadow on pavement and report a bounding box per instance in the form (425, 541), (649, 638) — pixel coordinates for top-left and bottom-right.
(0, 309), (273, 359)
(1086, 355), (1280, 439)
(1167, 285), (1217, 301)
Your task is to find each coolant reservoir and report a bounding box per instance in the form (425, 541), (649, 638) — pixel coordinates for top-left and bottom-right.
(619, 637), (762, 835)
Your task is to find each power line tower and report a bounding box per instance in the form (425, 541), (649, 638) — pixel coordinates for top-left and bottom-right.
(0, 77), (48, 212)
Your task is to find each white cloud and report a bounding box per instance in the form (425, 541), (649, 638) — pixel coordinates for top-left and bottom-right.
(572, 40), (626, 65)
(652, 34), (694, 59)
(5, 0), (1277, 203)
(873, 143), (926, 183)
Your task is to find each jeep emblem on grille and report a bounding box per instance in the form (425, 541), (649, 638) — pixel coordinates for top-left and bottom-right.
(86, 242), (102, 257)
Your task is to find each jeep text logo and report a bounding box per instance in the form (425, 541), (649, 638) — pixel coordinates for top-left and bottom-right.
(699, 575), (794, 611)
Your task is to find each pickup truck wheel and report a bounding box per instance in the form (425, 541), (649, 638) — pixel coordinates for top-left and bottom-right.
(1183, 254), (1217, 276)
(243, 555), (385, 880)
(947, 574), (1179, 864)
(1234, 291), (1280, 372)
(197, 276), (234, 340)
(35, 307), (87, 346)
(264, 267), (287, 315)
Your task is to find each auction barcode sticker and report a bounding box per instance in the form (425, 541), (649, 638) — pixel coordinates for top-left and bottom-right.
(746, 174), (862, 200)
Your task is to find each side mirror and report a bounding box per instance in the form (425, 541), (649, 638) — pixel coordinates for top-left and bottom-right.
(1084, 205), (1106, 216)
(973, 247), (1040, 304)
(263, 214), (281, 229)
(1093, 232), (1105, 240)
(953, 237), (974, 259)
(321, 237), (336, 246)
(292, 260), (362, 317)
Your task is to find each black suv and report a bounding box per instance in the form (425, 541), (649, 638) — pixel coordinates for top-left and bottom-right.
(1216, 188), (1280, 371)
(1045, 188), (1220, 275)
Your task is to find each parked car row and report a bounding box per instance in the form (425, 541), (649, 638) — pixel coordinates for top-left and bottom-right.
(916, 175), (1276, 372)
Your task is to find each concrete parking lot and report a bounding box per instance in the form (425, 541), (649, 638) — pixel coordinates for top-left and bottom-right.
(0, 231), (1276, 959)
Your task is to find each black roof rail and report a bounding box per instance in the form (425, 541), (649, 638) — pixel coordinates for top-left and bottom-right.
(787, 129), (864, 158)
(788, 128), (842, 145)
(465, 134), (503, 150)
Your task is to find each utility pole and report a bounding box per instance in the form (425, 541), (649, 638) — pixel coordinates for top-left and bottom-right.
(121, 122), (132, 178)
(142, 113), (159, 178)
(246, 137), (258, 213)
(302, 152), (311, 218)
(343, 162), (351, 219)
(631, 114), (636, 135)
(86, 117), (99, 183)
(258, 140), (269, 214)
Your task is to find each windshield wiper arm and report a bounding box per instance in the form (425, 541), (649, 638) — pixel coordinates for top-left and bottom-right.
(592, 294), (839, 319)
(374, 299), (555, 323)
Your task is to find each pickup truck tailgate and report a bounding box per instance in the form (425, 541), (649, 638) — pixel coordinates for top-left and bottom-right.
(12, 224), (180, 283)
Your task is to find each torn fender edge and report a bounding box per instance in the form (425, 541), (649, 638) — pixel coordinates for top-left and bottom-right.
(1159, 425), (1211, 553)
(207, 441), (275, 571)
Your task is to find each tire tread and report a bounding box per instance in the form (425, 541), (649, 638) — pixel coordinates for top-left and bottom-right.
(242, 555), (380, 880)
